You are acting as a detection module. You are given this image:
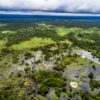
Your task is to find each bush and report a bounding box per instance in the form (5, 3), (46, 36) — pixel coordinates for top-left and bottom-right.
(38, 85), (49, 96)
(88, 72), (94, 79)
(55, 88), (62, 97)
(17, 72), (22, 77)
(34, 70), (66, 96)
(25, 52), (33, 60)
(24, 67), (31, 73)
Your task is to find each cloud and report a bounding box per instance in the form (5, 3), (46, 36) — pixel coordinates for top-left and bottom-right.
(0, 0), (100, 13)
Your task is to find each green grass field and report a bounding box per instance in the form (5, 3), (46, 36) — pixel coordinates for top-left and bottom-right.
(0, 40), (7, 49)
(1, 31), (16, 34)
(11, 37), (55, 50)
(56, 27), (80, 36)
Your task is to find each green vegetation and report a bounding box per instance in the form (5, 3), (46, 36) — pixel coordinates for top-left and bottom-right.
(0, 21), (100, 100)
(0, 40), (7, 49)
(67, 29), (100, 58)
(34, 71), (66, 96)
(11, 37), (55, 50)
(56, 27), (80, 36)
(1, 31), (16, 34)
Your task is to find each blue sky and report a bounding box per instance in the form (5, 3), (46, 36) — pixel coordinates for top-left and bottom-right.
(0, 0), (100, 15)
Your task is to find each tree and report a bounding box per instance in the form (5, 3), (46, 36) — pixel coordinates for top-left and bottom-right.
(88, 72), (94, 79)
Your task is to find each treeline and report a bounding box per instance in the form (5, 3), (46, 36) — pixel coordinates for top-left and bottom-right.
(68, 32), (100, 58)
(2, 19), (100, 28)
(0, 24), (67, 46)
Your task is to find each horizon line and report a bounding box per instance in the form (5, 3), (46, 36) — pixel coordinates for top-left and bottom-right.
(1, 11), (100, 16)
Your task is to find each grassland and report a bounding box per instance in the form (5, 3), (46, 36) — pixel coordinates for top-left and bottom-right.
(11, 37), (55, 50)
(1, 31), (16, 34)
(56, 27), (80, 36)
(0, 40), (7, 49)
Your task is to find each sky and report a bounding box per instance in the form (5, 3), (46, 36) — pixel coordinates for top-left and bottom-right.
(0, 0), (100, 15)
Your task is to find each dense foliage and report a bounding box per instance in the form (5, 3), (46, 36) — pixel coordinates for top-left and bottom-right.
(0, 20), (100, 100)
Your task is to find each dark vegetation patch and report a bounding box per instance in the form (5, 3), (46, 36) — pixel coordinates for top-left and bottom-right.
(34, 70), (66, 96)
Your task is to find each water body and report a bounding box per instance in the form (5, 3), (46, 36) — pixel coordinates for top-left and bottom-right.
(76, 50), (100, 91)
(77, 50), (100, 64)
(80, 84), (89, 90)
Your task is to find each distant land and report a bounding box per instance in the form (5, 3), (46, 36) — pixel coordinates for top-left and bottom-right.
(1, 14), (100, 20)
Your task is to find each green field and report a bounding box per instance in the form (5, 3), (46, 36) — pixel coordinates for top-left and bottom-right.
(11, 37), (55, 50)
(56, 27), (80, 36)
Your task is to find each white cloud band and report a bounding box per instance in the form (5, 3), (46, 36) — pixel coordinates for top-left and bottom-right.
(0, 0), (100, 13)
